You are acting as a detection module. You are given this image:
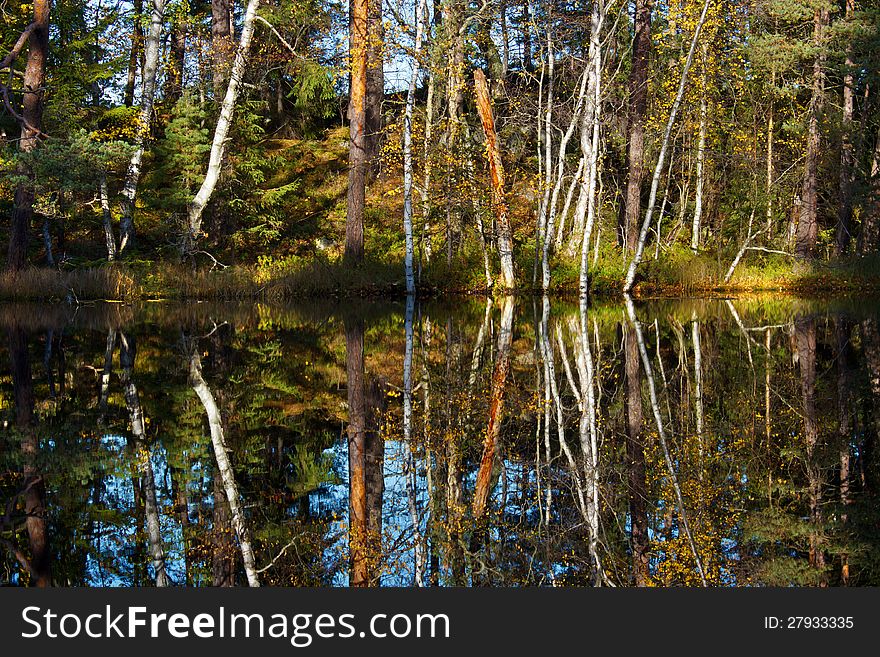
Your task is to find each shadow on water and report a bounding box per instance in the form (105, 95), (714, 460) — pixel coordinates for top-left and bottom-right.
(2, 293), (880, 587)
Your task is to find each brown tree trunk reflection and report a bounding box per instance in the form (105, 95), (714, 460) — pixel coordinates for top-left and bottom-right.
(861, 318), (880, 494)
(834, 317), (853, 585)
(623, 323), (650, 586)
(795, 316), (825, 578)
(119, 332), (169, 587)
(473, 296), (515, 521)
(6, 327), (51, 586)
(345, 316), (385, 587)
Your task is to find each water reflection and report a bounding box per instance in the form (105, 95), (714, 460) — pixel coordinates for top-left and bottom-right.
(1, 295), (879, 587)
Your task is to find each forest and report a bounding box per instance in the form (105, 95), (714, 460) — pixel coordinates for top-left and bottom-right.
(0, 0), (879, 297)
(3, 0), (880, 590)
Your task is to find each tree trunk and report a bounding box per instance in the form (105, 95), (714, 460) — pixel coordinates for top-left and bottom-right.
(795, 8), (828, 260)
(623, 0), (712, 292)
(7, 0), (50, 272)
(211, 0), (233, 98)
(99, 174), (117, 261)
(345, 0), (369, 264)
(472, 296), (515, 520)
(119, 332), (170, 587)
(364, 0), (383, 177)
(836, 0), (855, 257)
(189, 343), (261, 587)
(766, 72), (775, 236)
(165, 15), (187, 104)
(403, 0), (428, 294)
(345, 315), (368, 585)
(576, 1), (607, 298)
(8, 326), (52, 586)
(795, 316), (825, 577)
(622, 0), (653, 254)
(124, 0), (144, 107)
(187, 0), (261, 252)
(691, 43), (708, 253)
(858, 127), (880, 253)
(624, 324), (649, 585)
(119, 0), (167, 255)
(474, 69), (516, 290)
(420, 66), (436, 268)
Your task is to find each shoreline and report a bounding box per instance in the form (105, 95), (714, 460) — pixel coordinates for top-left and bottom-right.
(1, 260), (879, 303)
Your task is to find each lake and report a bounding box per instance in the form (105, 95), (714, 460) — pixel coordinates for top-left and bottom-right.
(1, 294), (878, 587)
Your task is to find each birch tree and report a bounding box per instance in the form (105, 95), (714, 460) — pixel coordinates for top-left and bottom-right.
(119, 332), (170, 587)
(189, 340), (261, 587)
(186, 0), (262, 254)
(118, 0), (166, 254)
(403, 0), (429, 294)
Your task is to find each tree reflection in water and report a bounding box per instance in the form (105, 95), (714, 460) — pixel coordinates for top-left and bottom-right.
(1, 296), (880, 587)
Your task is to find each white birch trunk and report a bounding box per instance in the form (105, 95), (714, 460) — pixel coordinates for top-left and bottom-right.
(691, 316), (704, 468)
(578, 7), (606, 298)
(118, 0), (167, 254)
(100, 174), (116, 261)
(403, 0), (428, 294)
(420, 69), (435, 268)
(186, 0), (261, 252)
(542, 64), (589, 290)
(189, 346), (260, 587)
(119, 332), (169, 587)
(691, 44), (708, 254)
(555, 156), (585, 249)
(402, 294), (425, 585)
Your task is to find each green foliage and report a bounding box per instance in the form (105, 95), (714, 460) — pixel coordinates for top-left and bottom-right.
(151, 93), (211, 211)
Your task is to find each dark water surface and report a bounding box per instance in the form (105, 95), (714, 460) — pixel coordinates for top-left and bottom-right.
(2, 295), (879, 587)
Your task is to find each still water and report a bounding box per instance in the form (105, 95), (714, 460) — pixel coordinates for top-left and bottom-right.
(1, 295), (878, 587)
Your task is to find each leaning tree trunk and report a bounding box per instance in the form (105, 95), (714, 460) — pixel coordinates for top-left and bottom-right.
(623, 0), (712, 292)
(474, 69), (516, 291)
(189, 343), (260, 587)
(625, 295), (708, 586)
(118, 0), (167, 255)
(187, 0), (261, 253)
(6, 1), (50, 272)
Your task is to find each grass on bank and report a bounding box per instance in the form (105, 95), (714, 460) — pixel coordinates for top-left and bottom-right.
(2, 246), (879, 302)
